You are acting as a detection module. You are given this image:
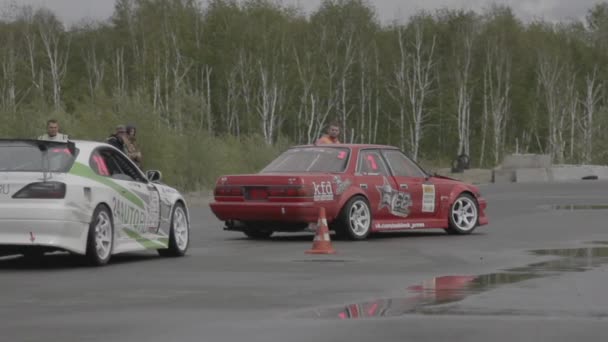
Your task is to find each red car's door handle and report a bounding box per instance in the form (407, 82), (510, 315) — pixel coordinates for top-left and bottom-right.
(399, 184), (408, 189)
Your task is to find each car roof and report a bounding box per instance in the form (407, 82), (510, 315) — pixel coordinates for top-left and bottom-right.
(70, 139), (109, 150)
(69, 140), (119, 161)
(290, 143), (400, 150)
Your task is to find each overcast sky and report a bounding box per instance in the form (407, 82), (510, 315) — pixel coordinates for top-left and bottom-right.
(0, 0), (604, 25)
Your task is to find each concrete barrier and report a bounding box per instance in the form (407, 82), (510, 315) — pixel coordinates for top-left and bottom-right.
(548, 165), (608, 181)
(502, 154), (552, 170)
(515, 168), (549, 183)
(492, 169), (515, 183)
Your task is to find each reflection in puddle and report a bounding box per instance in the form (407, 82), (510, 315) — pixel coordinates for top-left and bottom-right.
(548, 204), (608, 210)
(311, 245), (608, 319)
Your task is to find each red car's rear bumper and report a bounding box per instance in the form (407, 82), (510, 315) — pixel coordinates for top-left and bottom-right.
(209, 201), (327, 223)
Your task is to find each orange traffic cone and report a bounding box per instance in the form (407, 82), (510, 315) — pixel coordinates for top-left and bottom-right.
(306, 207), (336, 254)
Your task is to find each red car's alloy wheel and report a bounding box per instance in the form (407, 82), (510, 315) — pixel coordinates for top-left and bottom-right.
(336, 196), (372, 240)
(447, 193), (479, 234)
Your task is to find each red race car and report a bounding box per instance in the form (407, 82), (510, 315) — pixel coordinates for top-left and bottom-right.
(209, 144), (488, 240)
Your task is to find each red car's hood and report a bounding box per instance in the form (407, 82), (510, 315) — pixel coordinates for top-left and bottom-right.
(429, 174), (480, 192)
(429, 173), (458, 181)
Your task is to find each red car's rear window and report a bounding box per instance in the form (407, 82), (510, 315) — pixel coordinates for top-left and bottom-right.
(261, 147), (350, 173)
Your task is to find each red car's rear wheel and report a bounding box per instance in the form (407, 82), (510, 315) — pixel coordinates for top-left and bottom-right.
(335, 196), (372, 240)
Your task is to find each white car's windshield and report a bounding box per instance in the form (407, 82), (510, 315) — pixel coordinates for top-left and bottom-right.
(0, 141), (77, 172)
(261, 147), (350, 173)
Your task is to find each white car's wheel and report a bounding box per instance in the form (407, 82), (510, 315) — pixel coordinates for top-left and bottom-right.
(445, 193), (479, 235)
(85, 205), (114, 266)
(158, 202), (189, 257)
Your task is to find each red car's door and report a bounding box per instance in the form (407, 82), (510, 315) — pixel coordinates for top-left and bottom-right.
(355, 149), (401, 222)
(381, 149), (438, 220)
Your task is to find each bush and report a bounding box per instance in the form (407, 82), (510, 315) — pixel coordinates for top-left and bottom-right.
(5, 98), (291, 193)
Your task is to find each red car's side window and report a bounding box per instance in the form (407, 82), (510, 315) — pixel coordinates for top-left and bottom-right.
(367, 155), (378, 170)
(382, 150), (426, 178)
(358, 150), (389, 176)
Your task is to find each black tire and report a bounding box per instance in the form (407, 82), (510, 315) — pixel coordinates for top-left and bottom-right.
(335, 196), (372, 240)
(21, 249), (45, 261)
(243, 229), (273, 239)
(444, 193), (479, 235)
(85, 205), (114, 266)
(158, 202), (189, 257)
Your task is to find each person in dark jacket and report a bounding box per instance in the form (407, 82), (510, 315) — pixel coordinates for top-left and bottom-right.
(124, 124), (143, 168)
(106, 125), (127, 153)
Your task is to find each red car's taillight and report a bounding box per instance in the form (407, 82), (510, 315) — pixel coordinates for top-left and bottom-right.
(12, 182), (66, 199)
(214, 186), (243, 196)
(267, 186), (310, 197)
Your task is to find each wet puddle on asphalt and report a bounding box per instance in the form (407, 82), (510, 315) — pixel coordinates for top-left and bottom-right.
(543, 204), (608, 211)
(305, 244), (608, 319)
(293, 259), (355, 263)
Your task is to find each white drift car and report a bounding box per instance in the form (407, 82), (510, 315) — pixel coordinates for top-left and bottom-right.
(0, 139), (190, 266)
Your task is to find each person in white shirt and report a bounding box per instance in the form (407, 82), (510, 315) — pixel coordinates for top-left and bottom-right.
(38, 119), (68, 141)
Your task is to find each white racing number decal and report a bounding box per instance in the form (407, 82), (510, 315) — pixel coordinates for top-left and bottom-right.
(0, 184), (9, 195)
(422, 184), (436, 212)
(112, 197), (146, 233)
(313, 181), (334, 201)
(375, 222), (425, 230)
(377, 177), (412, 217)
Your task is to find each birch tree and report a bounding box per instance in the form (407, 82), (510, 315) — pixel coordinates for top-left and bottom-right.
(81, 28), (106, 101)
(357, 45), (381, 144)
(0, 29), (18, 112)
(256, 61), (286, 145)
(537, 53), (567, 163)
(454, 27), (474, 158)
(19, 7), (44, 98)
(36, 9), (70, 110)
(406, 21), (436, 161)
(224, 65), (240, 137)
(387, 26), (409, 151)
(484, 41), (511, 165)
(337, 29), (355, 142)
(580, 68), (602, 164)
(564, 73), (578, 162)
(200, 65), (213, 134)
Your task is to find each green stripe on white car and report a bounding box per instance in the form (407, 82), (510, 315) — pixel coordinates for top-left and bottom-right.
(70, 162), (145, 209)
(124, 228), (168, 249)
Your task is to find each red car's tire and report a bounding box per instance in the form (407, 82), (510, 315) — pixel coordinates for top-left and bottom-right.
(445, 193), (479, 235)
(335, 196), (372, 241)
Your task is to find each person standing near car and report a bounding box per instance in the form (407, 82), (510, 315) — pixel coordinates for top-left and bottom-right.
(38, 119), (69, 141)
(106, 125), (127, 153)
(316, 121), (341, 144)
(124, 124), (143, 168)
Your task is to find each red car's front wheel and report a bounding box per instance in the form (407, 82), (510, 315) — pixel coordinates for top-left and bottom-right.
(445, 193), (479, 235)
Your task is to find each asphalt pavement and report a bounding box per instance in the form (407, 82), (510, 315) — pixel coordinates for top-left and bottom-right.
(2, 180), (608, 341)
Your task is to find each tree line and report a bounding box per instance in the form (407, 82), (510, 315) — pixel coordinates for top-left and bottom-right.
(1, 0), (607, 189)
